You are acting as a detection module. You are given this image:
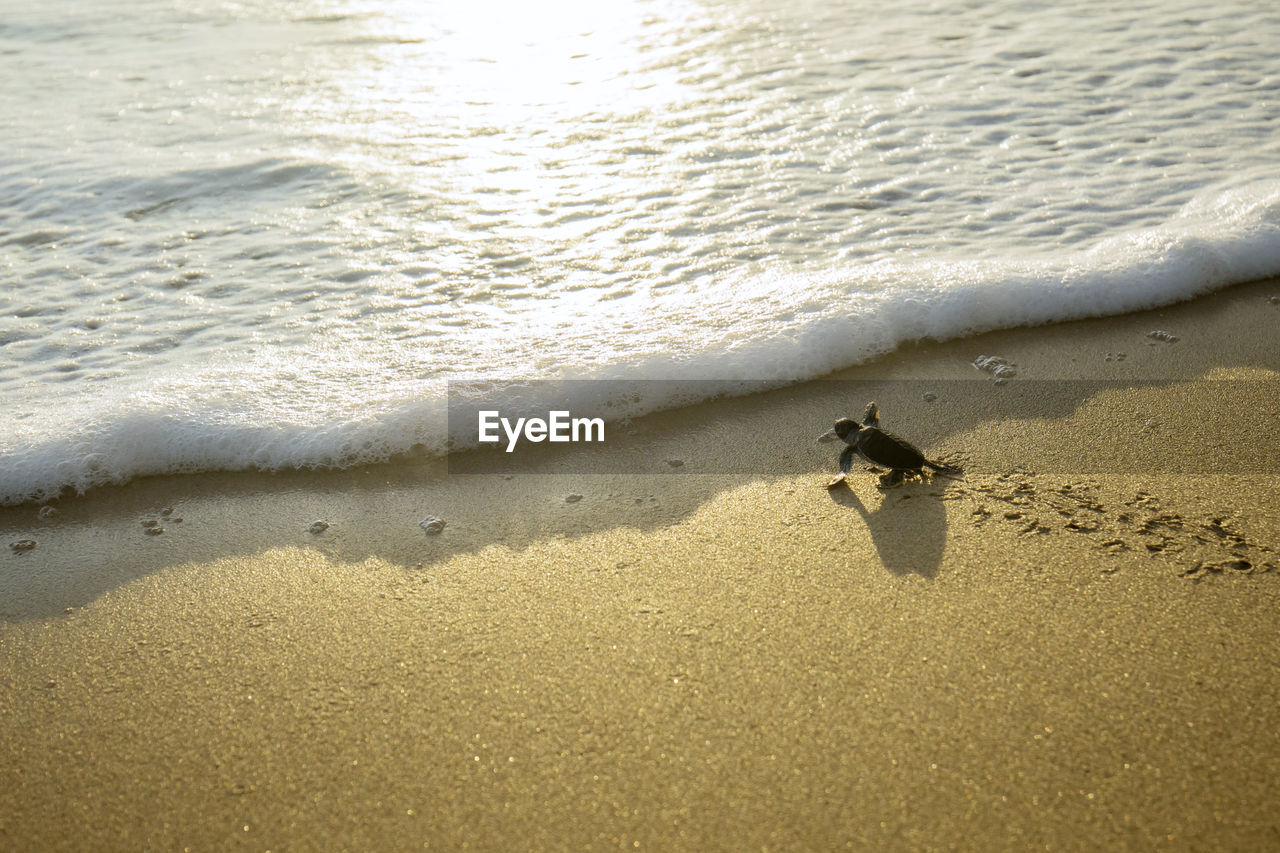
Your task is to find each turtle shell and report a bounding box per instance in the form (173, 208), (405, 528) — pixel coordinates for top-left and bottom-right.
(855, 427), (928, 470)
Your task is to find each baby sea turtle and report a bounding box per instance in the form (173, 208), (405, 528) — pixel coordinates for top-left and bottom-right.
(824, 401), (960, 488)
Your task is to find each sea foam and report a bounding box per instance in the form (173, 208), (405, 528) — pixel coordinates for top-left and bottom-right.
(3, 178), (1279, 505)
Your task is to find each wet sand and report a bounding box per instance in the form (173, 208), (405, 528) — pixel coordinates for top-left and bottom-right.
(2, 279), (1279, 850)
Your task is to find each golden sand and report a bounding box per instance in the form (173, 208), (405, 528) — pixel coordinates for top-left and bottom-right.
(3, 280), (1279, 850)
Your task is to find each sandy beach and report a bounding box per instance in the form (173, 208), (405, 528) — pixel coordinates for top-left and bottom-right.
(3, 278), (1279, 851)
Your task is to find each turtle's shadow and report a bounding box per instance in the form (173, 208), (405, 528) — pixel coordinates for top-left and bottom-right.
(827, 477), (948, 578)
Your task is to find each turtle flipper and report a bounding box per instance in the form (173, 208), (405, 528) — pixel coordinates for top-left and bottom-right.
(839, 445), (856, 475)
(877, 469), (906, 489)
(861, 401), (880, 426)
(827, 446), (857, 488)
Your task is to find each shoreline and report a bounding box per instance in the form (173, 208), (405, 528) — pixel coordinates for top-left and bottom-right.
(3, 278), (1279, 849)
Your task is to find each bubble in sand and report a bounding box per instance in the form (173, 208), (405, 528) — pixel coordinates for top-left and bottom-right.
(923, 392), (936, 402)
(420, 516), (446, 535)
(309, 520), (329, 534)
(1268, 296), (1279, 305)
(1146, 329), (1179, 343)
(10, 539), (37, 554)
(972, 355), (1017, 380)
(564, 493), (583, 504)
(666, 459), (684, 467)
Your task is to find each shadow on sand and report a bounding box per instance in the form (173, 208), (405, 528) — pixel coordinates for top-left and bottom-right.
(826, 479), (949, 578)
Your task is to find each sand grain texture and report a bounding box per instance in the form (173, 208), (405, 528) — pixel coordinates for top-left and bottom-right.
(3, 280), (1280, 851)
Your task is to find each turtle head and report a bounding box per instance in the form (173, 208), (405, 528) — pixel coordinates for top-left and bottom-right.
(833, 417), (861, 441)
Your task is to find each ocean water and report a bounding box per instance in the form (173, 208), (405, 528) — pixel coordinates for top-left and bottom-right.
(4, 0), (1280, 505)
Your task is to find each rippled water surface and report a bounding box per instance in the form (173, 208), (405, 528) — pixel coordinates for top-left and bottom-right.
(4, 0), (1280, 502)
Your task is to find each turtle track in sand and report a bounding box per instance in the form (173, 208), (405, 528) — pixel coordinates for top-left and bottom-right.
(949, 471), (1277, 580)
